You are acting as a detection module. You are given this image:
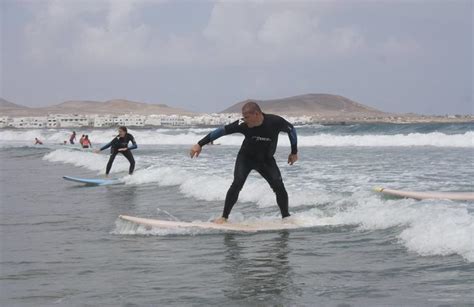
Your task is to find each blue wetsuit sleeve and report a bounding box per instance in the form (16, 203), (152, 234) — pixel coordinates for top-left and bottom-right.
(288, 127), (298, 154)
(198, 127), (225, 147)
(280, 118), (298, 154)
(100, 141), (112, 151)
(197, 120), (243, 147)
(128, 134), (137, 150)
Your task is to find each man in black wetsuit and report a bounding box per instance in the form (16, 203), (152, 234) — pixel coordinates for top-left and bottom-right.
(94, 126), (137, 175)
(190, 101), (298, 224)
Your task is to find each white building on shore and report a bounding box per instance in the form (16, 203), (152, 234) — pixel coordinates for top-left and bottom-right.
(8, 117), (47, 128)
(0, 117), (9, 128)
(190, 113), (239, 126)
(160, 115), (190, 126)
(113, 115), (146, 127)
(55, 114), (90, 128)
(47, 117), (58, 128)
(144, 115), (162, 126)
(92, 115), (115, 128)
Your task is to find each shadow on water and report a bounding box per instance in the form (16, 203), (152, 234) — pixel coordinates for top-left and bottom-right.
(221, 231), (301, 304)
(105, 185), (138, 211)
(0, 146), (51, 159)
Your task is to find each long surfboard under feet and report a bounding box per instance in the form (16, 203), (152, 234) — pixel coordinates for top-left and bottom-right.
(118, 215), (301, 233)
(63, 176), (120, 186)
(374, 187), (474, 201)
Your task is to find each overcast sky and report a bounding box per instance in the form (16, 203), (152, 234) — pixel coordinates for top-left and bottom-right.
(1, 0), (472, 114)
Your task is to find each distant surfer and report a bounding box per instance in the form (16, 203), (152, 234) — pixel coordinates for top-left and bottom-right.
(34, 137), (43, 145)
(79, 134), (85, 146)
(82, 135), (92, 148)
(190, 101), (298, 224)
(94, 126), (137, 175)
(69, 131), (76, 144)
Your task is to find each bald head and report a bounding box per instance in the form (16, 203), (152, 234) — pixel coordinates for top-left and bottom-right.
(242, 101), (262, 115)
(241, 101), (264, 127)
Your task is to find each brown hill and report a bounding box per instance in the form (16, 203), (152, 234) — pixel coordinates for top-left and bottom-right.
(0, 99), (195, 116)
(221, 93), (388, 117)
(0, 98), (28, 110)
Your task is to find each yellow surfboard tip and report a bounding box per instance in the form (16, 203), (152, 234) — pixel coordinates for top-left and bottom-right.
(373, 187), (384, 192)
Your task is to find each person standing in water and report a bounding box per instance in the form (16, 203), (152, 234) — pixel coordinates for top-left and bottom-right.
(82, 135), (92, 148)
(69, 131), (76, 144)
(94, 126), (137, 175)
(190, 101), (298, 224)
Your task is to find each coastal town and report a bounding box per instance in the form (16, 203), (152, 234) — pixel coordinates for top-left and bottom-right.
(0, 113), (318, 128)
(0, 112), (472, 129)
(0, 113), (241, 129)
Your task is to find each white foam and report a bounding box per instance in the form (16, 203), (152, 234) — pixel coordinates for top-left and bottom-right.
(311, 192), (474, 262)
(120, 165), (320, 208)
(2, 129), (473, 147)
(277, 195), (474, 262)
(122, 166), (189, 186)
(43, 149), (130, 173)
(113, 218), (197, 236)
(299, 132), (474, 147)
(42, 150), (293, 206)
(399, 207), (474, 261)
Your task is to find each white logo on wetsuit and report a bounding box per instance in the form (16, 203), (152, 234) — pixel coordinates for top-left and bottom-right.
(252, 136), (272, 142)
(238, 119), (245, 125)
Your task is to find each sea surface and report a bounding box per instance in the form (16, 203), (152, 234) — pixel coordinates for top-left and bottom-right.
(1, 123), (473, 306)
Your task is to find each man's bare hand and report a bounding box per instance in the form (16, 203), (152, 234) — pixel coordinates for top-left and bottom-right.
(288, 153), (298, 165)
(190, 144), (202, 158)
(212, 217), (227, 224)
(93, 149), (100, 154)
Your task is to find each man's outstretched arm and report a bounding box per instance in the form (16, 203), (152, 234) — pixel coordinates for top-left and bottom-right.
(190, 120), (242, 158)
(198, 126), (226, 147)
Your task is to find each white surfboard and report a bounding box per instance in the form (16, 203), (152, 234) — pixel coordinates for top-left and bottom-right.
(118, 215), (300, 232)
(374, 187), (474, 201)
(63, 176), (120, 186)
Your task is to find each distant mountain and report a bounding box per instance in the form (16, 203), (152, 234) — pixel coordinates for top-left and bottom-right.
(0, 99), (195, 116)
(221, 93), (388, 117)
(50, 99), (192, 115)
(0, 98), (28, 110)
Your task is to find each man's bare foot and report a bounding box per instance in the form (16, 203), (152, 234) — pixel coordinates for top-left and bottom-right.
(213, 217), (227, 224)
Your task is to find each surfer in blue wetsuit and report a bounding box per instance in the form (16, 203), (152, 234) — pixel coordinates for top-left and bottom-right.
(190, 101), (298, 224)
(94, 126), (137, 175)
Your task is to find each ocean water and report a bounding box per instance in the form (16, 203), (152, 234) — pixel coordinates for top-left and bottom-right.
(1, 123), (473, 306)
